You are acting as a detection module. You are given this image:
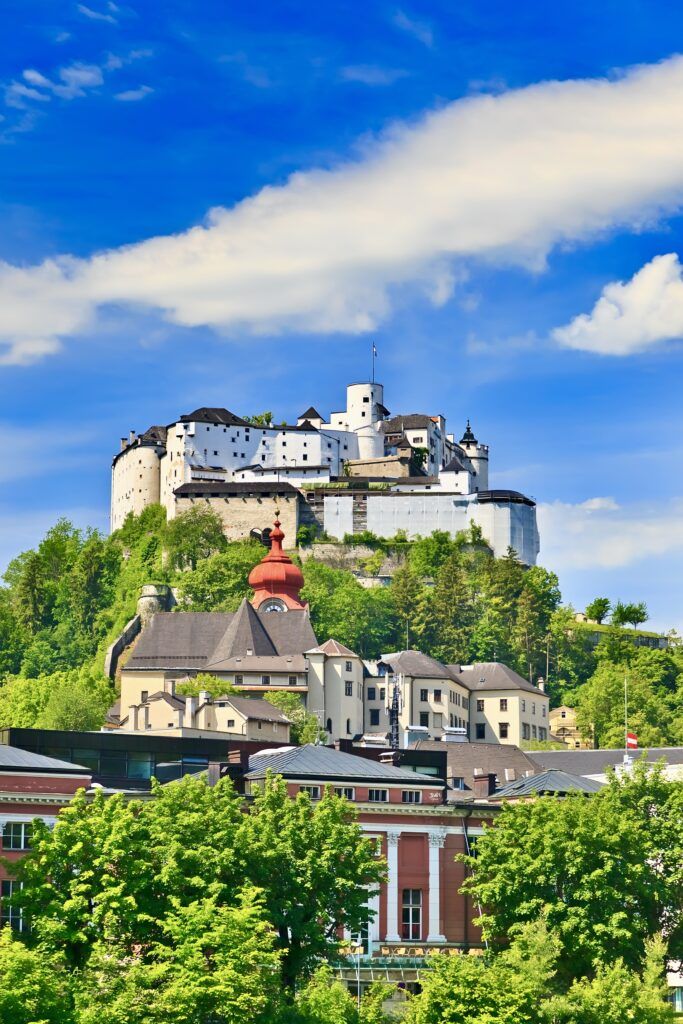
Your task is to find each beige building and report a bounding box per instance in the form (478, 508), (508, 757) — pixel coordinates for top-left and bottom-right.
(116, 690), (291, 743)
(462, 663), (549, 746)
(549, 705), (592, 749)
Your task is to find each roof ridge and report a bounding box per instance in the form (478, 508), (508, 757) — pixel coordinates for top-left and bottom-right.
(207, 599), (278, 665)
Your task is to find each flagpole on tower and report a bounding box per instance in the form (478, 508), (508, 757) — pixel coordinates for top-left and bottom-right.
(372, 342), (377, 384)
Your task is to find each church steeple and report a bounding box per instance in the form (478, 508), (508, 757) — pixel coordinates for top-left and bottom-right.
(460, 419), (477, 445)
(248, 513), (307, 612)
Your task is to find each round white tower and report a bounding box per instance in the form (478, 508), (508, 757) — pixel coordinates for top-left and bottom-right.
(345, 382), (385, 459)
(459, 420), (489, 491)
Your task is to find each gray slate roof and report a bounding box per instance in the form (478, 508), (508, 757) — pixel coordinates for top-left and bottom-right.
(455, 662), (546, 696)
(442, 456), (467, 473)
(529, 747), (683, 776)
(382, 414), (435, 432)
(477, 489), (535, 507)
(180, 407), (250, 426)
(380, 650), (458, 680)
(414, 740), (538, 796)
(126, 601), (318, 673)
(246, 744), (437, 783)
(495, 768), (604, 798)
(221, 696), (292, 724)
(0, 744), (90, 774)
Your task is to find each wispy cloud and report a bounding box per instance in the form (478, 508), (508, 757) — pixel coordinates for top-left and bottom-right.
(554, 252), (683, 355)
(8, 57), (683, 363)
(77, 2), (119, 24)
(340, 65), (408, 86)
(114, 84), (153, 101)
(219, 52), (272, 89)
(538, 496), (683, 569)
(392, 9), (434, 47)
(3, 49), (152, 116)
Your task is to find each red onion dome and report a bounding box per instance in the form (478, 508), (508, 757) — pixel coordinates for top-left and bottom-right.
(248, 517), (306, 610)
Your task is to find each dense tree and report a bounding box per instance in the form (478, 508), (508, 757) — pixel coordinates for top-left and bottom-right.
(236, 774), (385, 990)
(0, 928), (73, 1024)
(404, 919), (560, 1024)
(302, 559), (396, 658)
(175, 542), (264, 609)
(612, 600), (649, 630)
(585, 597), (611, 624)
(460, 764), (683, 980)
(0, 667), (114, 730)
(164, 504), (227, 570)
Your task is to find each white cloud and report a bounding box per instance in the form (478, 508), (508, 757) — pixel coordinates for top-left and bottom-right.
(340, 65), (408, 86)
(4, 50), (150, 114)
(553, 252), (683, 355)
(114, 84), (153, 101)
(10, 57), (683, 363)
(538, 496), (683, 570)
(392, 9), (434, 47)
(77, 3), (118, 24)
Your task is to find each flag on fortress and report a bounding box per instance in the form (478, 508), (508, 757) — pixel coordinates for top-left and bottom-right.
(626, 732), (638, 750)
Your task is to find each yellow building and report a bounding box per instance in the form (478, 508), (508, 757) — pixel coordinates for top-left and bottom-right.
(549, 705), (592, 749)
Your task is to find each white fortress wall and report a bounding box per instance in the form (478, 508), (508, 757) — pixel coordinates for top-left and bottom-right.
(324, 495), (355, 539)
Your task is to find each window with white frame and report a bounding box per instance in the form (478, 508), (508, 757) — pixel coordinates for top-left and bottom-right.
(2, 822), (31, 851)
(334, 787), (355, 800)
(345, 660), (353, 672)
(401, 888), (422, 940)
(299, 785), (320, 799)
(402, 790), (422, 804)
(368, 789), (388, 802)
(0, 879), (24, 932)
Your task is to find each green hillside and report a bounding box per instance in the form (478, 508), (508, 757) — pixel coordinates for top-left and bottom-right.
(1, 505), (681, 747)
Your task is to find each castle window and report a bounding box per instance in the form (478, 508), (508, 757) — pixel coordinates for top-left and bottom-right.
(499, 699), (508, 712)
(380, 688), (385, 700)
(368, 686), (376, 701)
(345, 681), (353, 697)
(213, 451), (218, 456)
(302, 455), (308, 461)
(363, 396), (369, 402)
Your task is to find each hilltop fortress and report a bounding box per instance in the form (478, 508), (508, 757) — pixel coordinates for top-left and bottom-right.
(111, 380), (540, 564)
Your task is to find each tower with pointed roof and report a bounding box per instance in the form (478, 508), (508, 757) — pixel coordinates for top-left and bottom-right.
(459, 419), (489, 490)
(248, 515), (307, 612)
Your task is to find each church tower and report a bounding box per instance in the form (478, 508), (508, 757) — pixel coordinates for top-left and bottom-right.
(248, 514), (308, 612)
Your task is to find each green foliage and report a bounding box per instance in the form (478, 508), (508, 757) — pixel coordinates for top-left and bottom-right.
(460, 763), (683, 980)
(175, 542), (263, 610)
(546, 936), (674, 1023)
(302, 559), (397, 658)
(612, 599), (649, 629)
(0, 927), (73, 1024)
(164, 504), (227, 570)
(13, 770), (384, 996)
(242, 411), (274, 426)
(263, 690), (326, 744)
(175, 673), (238, 698)
(585, 597), (611, 624)
(0, 666), (114, 730)
(404, 919), (560, 1024)
(297, 524), (318, 546)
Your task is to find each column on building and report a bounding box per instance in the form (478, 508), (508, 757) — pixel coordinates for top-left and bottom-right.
(385, 829), (401, 942)
(426, 828), (447, 943)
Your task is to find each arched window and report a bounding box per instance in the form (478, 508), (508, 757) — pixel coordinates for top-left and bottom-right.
(326, 718), (332, 735)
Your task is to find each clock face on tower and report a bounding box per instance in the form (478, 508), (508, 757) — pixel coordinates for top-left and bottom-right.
(260, 598), (287, 613)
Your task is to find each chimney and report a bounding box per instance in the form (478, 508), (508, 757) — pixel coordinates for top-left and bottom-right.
(472, 769), (497, 799)
(129, 429), (136, 444)
(207, 762), (222, 787)
(128, 704), (139, 730)
(198, 690), (211, 704)
(537, 676), (545, 692)
(174, 707), (183, 728)
(184, 696), (197, 728)
(120, 437), (127, 451)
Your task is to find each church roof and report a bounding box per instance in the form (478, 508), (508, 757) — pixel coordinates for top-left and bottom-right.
(126, 606), (318, 673)
(208, 600), (278, 663)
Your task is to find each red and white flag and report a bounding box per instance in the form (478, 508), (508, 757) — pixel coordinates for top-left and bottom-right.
(626, 732), (638, 750)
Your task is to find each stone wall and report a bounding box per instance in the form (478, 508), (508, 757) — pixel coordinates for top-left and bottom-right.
(174, 493), (299, 548)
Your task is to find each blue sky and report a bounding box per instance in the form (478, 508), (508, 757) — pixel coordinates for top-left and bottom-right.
(2, 1), (683, 632)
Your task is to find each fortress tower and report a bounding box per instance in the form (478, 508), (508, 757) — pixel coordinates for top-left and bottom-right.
(459, 420), (489, 490)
